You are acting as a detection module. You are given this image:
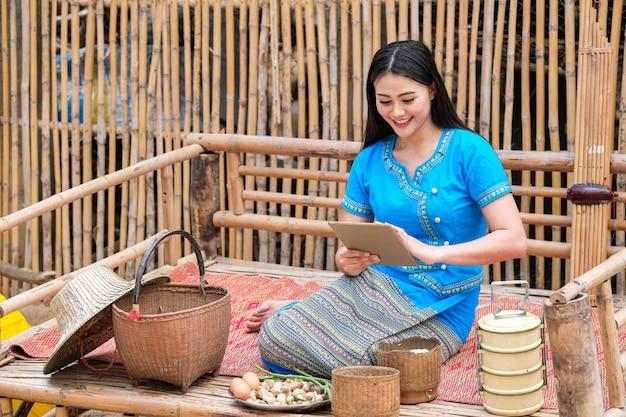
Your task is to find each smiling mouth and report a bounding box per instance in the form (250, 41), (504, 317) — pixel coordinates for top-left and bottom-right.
(393, 118), (411, 126)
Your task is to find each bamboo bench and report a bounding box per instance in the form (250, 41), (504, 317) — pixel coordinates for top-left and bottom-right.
(0, 132), (624, 417)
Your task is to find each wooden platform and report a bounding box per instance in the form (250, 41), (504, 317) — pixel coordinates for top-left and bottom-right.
(0, 257), (559, 417)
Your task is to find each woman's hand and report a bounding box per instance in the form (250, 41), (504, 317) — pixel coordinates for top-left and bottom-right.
(335, 245), (380, 276)
(387, 223), (438, 265)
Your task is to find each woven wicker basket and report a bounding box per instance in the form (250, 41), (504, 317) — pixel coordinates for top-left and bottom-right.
(375, 336), (441, 404)
(331, 366), (400, 417)
(112, 230), (231, 393)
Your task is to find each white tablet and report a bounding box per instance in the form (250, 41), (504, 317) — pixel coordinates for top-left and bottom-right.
(328, 221), (418, 266)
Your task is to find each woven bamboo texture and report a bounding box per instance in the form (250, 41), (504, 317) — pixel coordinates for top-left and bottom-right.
(2, 1), (626, 295)
(376, 336), (441, 394)
(331, 366), (401, 417)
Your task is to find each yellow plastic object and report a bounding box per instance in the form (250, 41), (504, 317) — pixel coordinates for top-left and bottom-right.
(1, 294), (55, 417)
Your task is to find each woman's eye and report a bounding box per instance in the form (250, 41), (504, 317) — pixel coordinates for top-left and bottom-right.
(402, 98), (415, 104)
(378, 100), (391, 105)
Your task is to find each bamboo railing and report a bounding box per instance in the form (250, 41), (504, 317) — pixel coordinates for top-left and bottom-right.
(1, 1), (626, 296)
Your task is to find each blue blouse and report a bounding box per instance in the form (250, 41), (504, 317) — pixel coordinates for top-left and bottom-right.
(341, 128), (512, 341)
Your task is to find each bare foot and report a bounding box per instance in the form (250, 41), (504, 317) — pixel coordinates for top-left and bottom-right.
(245, 300), (294, 333)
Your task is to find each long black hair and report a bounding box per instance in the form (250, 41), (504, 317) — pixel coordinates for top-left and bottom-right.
(363, 40), (468, 148)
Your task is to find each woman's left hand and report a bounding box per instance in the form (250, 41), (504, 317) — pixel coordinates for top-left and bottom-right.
(387, 223), (438, 264)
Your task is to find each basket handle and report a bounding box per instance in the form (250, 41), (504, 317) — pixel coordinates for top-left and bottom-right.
(129, 230), (206, 319)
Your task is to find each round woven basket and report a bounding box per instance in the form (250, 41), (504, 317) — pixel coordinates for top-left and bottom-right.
(331, 366), (400, 417)
(111, 230), (231, 393)
(375, 336), (441, 404)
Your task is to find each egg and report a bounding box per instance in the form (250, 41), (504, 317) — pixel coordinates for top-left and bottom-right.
(230, 377), (251, 400)
(241, 371), (260, 390)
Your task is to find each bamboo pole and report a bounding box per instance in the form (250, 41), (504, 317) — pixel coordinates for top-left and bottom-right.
(385, 0), (396, 43)
(548, 0), (563, 290)
(160, 1), (172, 264)
(433, 0), (444, 71)
(183, 0), (192, 141)
(69, 1), (83, 269)
(81, 0), (96, 266)
(478, 0), (494, 139)
(191, 0), (201, 134)
(610, 0), (624, 295)
(117, 0), (131, 278)
(136, 0), (149, 254)
(0, 231), (172, 318)
(27, 0), (38, 277)
(0, 145), (204, 235)
(147, 0), (165, 261)
(232, 0), (247, 262)
(58, 0), (71, 275)
(141, 0), (156, 264)
(517, 0), (532, 284)
(9, 0), (20, 294)
(170, 0), (183, 252)
(40, 0), (53, 274)
(303, 0), (320, 268)
(236, 0), (248, 139)
(107, 0), (119, 258)
(243, 0), (260, 261)
(488, 0), (507, 282)
(466, 0), (480, 131)
(124, 0), (140, 278)
(544, 293), (604, 417)
(534, 0), (547, 289)
(362, 0), (371, 87)
(397, 0), (408, 41)
(616, 33), (626, 295)
(279, 0), (294, 265)
(0, 0), (9, 295)
(95, 0), (107, 261)
(422, 0), (431, 47)
(455, 0), (468, 122)
(267, 0), (280, 264)
(314, 0), (331, 269)
(289, 0), (305, 265)
(327, 0), (339, 269)
(19, 0), (33, 283)
(351, 0), (362, 142)
(409, 0), (418, 40)
(443, 0), (454, 92)
(597, 279), (625, 409)
(255, 3), (270, 262)
(563, 0), (577, 280)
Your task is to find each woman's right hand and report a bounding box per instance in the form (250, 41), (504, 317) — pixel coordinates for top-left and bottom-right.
(335, 244), (380, 276)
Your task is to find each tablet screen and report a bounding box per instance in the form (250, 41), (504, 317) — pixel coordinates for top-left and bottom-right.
(328, 221), (418, 266)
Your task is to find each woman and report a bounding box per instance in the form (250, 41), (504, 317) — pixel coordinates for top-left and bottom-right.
(245, 40), (527, 378)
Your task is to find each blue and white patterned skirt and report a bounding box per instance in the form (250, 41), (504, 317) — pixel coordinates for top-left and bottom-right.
(258, 268), (464, 379)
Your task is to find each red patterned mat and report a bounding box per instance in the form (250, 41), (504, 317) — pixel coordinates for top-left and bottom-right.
(10, 262), (625, 409)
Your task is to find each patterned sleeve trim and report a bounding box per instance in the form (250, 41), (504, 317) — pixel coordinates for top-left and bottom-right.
(475, 182), (512, 209)
(341, 195), (374, 217)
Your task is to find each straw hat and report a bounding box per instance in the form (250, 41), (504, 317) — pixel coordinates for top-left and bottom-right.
(43, 265), (169, 374)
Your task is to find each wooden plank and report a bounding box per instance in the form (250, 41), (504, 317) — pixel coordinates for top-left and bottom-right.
(0, 361), (557, 417)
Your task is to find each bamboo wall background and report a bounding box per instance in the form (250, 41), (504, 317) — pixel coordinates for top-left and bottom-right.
(1, 0), (626, 297)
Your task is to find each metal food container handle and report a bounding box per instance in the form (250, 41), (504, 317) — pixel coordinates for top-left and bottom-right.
(486, 280), (530, 319)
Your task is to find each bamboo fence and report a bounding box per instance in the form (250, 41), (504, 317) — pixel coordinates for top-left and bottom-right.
(1, 0), (626, 297)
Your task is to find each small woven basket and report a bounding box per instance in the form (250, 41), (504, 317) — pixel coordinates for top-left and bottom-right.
(112, 230), (231, 393)
(375, 336), (441, 404)
(331, 366), (400, 417)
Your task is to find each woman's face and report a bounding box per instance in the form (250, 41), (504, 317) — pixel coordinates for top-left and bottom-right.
(373, 73), (435, 138)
